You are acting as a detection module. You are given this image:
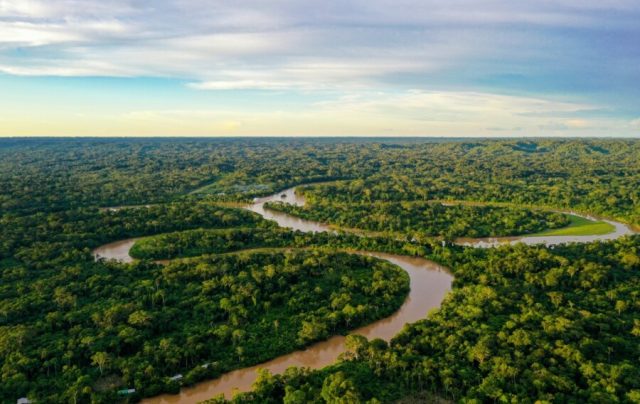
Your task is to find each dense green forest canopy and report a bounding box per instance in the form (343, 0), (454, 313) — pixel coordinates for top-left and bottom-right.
(1, 138), (639, 403)
(223, 236), (640, 403)
(129, 228), (299, 260)
(1, 138), (639, 224)
(1, 226), (409, 402)
(0, 202), (267, 262)
(265, 199), (570, 238)
(131, 226), (439, 263)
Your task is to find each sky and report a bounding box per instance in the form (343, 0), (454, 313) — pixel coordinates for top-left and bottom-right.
(0, 0), (639, 137)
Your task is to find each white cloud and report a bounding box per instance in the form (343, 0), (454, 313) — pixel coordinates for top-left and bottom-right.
(0, 22), (81, 46)
(0, 0), (137, 19)
(315, 91), (597, 120)
(187, 58), (436, 90)
(0, 0), (54, 18)
(0, 0), (638, 138)
(0, 0), (637, 89)
(0, 60), (132, 76)
(0, 18), (132, 47)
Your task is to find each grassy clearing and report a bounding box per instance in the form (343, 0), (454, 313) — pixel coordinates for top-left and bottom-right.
(532, 214), (615, 236)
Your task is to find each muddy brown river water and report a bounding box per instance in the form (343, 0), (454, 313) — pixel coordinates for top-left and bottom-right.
(90, 186), (636, 403)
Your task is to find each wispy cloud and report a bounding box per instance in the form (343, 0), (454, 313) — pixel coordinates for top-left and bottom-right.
(0, 0), (638, 136)
(1, 0), (638, 87)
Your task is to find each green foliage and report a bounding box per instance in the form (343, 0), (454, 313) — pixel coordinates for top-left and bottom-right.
(2, 137), (640, 404)
(130, 228), (290, 259)
(235, 236), (640, 403)
(280, 138), (640, 227)
(0, 246), (408, 402)
(0, 138), (368, 214)
(129, 226), (443, 261)
(266, 200), (570, 238)
(0, 201), (265, 260)
(3, 138), (640, 227)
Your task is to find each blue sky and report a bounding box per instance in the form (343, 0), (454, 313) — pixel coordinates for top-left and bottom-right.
(0, 0), (638, 136)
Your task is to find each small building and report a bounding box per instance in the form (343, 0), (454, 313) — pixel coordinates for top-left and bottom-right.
(117, 389), (136, 396)
(169, 374), (183, 381)
(17, 398), (31, 404)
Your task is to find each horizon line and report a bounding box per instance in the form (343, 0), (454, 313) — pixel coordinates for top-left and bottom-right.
(1, 135), (639, 140)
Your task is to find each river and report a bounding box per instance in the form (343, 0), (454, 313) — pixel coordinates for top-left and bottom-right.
(91, 186), (636, 403)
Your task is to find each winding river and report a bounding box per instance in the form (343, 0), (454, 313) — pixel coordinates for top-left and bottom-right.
(91, 186), (637, 403)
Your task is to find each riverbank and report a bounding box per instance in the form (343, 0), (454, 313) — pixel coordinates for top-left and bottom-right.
(92, 185), (637, 402)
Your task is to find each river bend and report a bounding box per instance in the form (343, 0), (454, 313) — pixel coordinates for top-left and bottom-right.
(90, 186), (636, 403)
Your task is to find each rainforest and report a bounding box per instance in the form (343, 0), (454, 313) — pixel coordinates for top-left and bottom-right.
(1, 138), (639, 403)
